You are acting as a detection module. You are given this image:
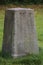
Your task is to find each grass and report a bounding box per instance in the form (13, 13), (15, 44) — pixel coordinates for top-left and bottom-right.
(35, 9), (43, 47)
(0, 10), (4, 51)
(0, 5), (43, 65)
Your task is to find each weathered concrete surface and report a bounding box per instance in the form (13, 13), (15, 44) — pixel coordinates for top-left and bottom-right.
(2, 8), (39, 57)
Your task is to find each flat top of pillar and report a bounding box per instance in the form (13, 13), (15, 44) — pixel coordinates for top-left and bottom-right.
(7, 8), (33, 11)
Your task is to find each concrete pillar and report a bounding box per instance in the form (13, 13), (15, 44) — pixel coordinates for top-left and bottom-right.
(2, 8), (39, 58)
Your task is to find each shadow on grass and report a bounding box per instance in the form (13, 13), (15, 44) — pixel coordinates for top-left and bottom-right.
(0, 48), (42, 65)
(0, 51), (2, 57)
(0, 51), (12, 59)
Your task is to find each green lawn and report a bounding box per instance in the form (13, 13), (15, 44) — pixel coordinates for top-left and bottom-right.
(35, 9), (43, 48)
(0, 7), (43, 65)
(0, 10), (5, 51)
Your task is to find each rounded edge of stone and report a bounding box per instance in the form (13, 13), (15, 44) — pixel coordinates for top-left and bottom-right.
(6, 8), (34, 11)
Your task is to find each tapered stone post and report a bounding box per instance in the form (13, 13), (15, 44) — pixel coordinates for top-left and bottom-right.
(2, 8), (39, 57)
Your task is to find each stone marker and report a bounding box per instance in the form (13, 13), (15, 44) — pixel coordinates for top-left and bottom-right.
(2, 8), (39, 57)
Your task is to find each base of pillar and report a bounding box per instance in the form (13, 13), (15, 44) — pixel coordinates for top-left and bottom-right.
(12, 53), (26, 58)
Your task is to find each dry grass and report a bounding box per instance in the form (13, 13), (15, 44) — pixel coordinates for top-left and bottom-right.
(0, 5), (43, 10)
